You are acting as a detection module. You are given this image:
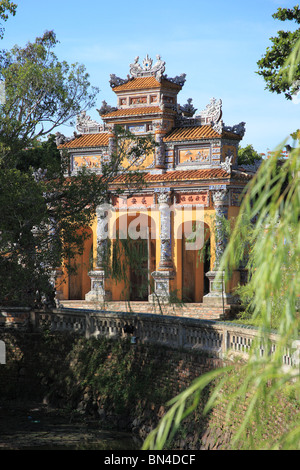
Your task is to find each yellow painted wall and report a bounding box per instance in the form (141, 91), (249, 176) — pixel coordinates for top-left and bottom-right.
(57, 202), (242, 302)
(222, 145), (237, 165)
(118, 138), (155, 171)
(56, 225), (94, 300)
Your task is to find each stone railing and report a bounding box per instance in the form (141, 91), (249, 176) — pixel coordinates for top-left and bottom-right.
(29, 308), (299, 367)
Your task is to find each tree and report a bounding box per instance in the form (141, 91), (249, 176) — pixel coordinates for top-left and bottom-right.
(0, 0), (17, 39)
(0, 30), (99, 159)
(0, 30), (99, 305)
(257, 5), (300, 99)
(237, 144), (262, 165)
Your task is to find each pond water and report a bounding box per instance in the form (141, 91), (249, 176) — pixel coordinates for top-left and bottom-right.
(18, 433), (141, 451)
(0, 402), (141, 450)
(1, 425), (141, 450)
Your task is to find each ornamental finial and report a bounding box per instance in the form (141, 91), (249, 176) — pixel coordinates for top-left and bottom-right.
(129, 54), (166, 81)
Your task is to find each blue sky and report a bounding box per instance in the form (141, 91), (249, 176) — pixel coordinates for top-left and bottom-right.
(2, 0), (299, 153)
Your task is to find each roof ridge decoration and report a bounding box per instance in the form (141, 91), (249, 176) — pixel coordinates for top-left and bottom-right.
(176, 97), (222, 129)
(109, 74), (130, 89)
(76, 110), (109, 134)
(176, 97), (246, 138)
(220, 154), (233, 174)
(199, 98), (246, 137)
(97, 100), (117, 116)
(55, 132), (71, 146)
(109, 55), (186, 88)
(129, 54), (166, 80)
(198, 98), (223, 133)
(223, 121), (246, 138)
(180, 98), (197, 116)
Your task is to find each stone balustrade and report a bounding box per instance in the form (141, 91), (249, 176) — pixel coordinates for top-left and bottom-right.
(28, 308), (298, 367)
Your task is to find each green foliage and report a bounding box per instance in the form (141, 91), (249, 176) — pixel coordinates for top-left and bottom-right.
(223, 148), (299, 331)
(142, 368), (229, 450)
(0, 141), (105, 305)
(214, 142), (299, 444)
(0, 29), (102, 305)
(237, 144), (262, 165)
(0, 0), (17, 39)
(45, 335), (172, 416)
(0, 30), (99, 154)
(257, 5), (300, 99)
(13, 134), (61, 175)
(0, 168), (51, 305)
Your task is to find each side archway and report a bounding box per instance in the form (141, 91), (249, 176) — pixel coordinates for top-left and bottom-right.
(68, 226), (93, 300)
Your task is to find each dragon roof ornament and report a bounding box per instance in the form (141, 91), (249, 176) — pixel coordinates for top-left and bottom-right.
(129, 54), (166, 81)
(198, 98), (223, 127)
(109, 55), (186, 87)
(177, 97), (246, 137)
(76, 111), (105, 134)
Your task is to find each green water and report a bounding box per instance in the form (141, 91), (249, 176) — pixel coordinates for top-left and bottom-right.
(20, 435), (140, 451)
(2, 431), (141, 451)
(0, 403), (141, 450)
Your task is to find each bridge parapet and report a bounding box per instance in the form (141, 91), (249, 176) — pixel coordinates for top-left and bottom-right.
(29, 308), (298, 368)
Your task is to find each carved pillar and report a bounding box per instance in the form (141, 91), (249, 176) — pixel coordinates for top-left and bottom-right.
(155, 131), (165, 169)
(203, 188), (231, 305)
(85, 205), (112, 302)
(149, 191), (175, 302)
(212, 189), (229, 270)
(153, 121), (166, 169)
(157, 192), (174, 271)
(108, 131), (115, 155)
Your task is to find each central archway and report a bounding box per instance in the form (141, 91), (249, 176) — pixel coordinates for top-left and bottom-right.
(177, 221), (210, 303)
(111, 212), (157, 301)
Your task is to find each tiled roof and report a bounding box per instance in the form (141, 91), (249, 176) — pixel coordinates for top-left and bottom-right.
(163, 125), (221, 141)
(145, 168), (230, 181)
(101, 106), (164, 118)
(57, 125), (241, 151)
(164, 125), (242, 142)
(112, 77), (182, 92)
(222, 130), (242, 140)
(58, 133), (109, 149)
(114, 168), (231, 183)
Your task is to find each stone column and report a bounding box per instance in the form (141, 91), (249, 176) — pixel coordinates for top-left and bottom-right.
(85, 205), (112, 302)
(153, 120), (166, 170)
(212, 189), (229, 269)
(203, 188), (231, 305)
(155, 130), (165, 169)
(149, 191), (175, 302)
(107, 125), (116, 156)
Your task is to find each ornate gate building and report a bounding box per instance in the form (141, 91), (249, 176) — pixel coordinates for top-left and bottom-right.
(56, 55), (254, 317)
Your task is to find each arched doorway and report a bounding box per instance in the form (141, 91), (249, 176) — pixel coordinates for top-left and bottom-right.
(112, 212), (156, 301)
(128, 237), (149, 301)
(68, 227), (93, 300)
(178, 221), (210, 303)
